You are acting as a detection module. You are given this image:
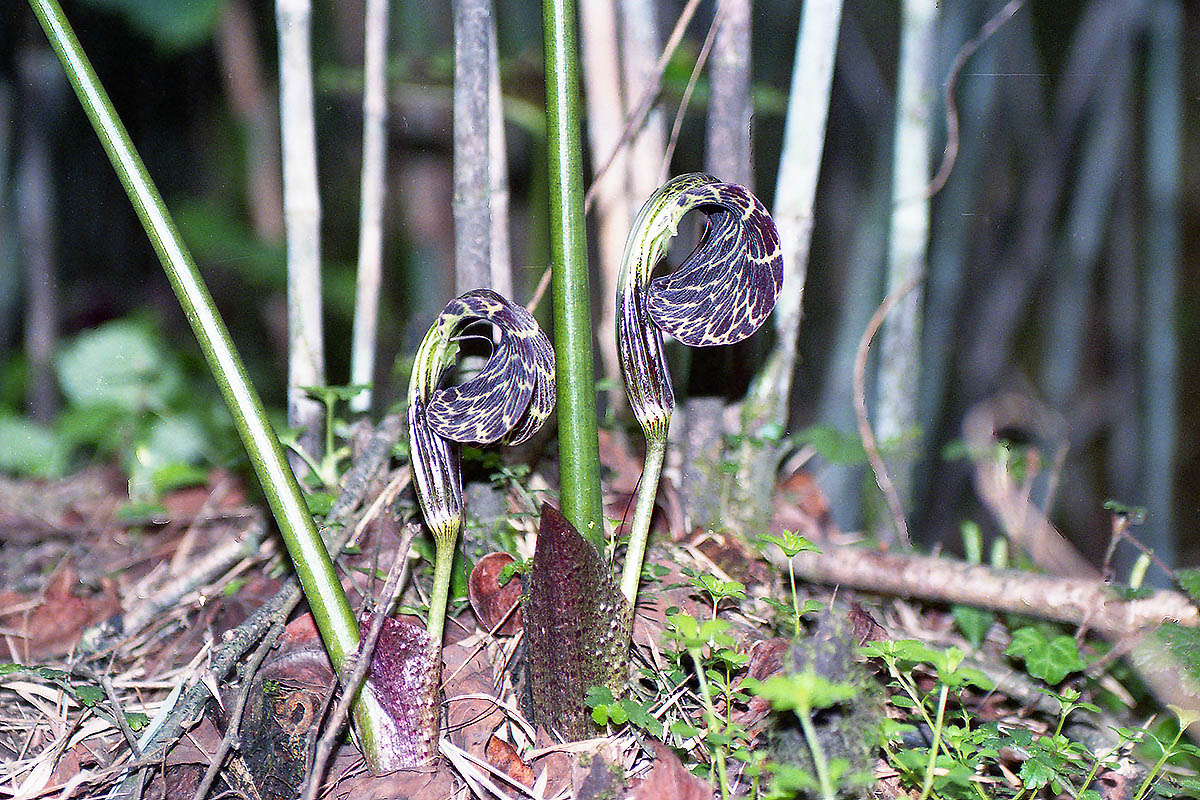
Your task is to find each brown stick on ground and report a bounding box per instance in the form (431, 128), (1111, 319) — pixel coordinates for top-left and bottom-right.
(781, 543), (1200, 736)
(786, 545), (1194, 637)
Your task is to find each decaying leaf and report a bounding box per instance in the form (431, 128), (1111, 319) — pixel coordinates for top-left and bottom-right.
(468, 551), (523, 635)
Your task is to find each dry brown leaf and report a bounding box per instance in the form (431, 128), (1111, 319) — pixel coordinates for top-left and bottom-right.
(629, 741), (711, 800)
(468, 552), (524, 635)
(485, 735), (535, 787)
(0, 561), (121, 658)
(442, 641), (503, 759)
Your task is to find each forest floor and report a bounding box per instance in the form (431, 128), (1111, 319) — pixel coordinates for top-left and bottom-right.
(0, 419), (1196, 800)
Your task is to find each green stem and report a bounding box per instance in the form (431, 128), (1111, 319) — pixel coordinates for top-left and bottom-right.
(27, 0), (384, 765)
(798, 700), (836, 800)
(920, 684), (949, 800)
(620, 430), (668, 607)
(788, 560), (800, 633)
(424, 525), (461, 650)
(689, 646), (729, 800)
(542, 0), (604, 549)
(1134, 726), (1183, 800)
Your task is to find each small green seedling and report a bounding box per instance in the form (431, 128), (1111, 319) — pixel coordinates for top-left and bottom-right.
(761, 531), (821, 633)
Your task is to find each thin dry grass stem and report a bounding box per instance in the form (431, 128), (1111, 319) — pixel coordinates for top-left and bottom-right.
(853, 274), (924, 550)
(302, 524), (417, 800)
(926, 0), (1023, 198)
(659, 3), (725, 184)
(439, 738), (520, 799)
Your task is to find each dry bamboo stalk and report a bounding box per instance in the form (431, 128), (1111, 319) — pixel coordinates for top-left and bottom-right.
(16, 48), (62, 424)
(215, 0), (284, 243)
(617, 0), (667, 209)
(276, 0), (326, 449)
(487, 19), (513, 297)
(729, 0), (844, 534)
(580, 0), (630, 392)
(452, 0), (492, 295)
(349, 0), (391, 413)
(874, 0), (937, 524)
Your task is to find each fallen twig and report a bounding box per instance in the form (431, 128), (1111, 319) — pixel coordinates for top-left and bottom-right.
(780, 543), (1195, 637)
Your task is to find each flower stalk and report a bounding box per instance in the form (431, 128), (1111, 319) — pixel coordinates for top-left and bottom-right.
(616, 173), (783, 613)
(408, 289), (555, 651)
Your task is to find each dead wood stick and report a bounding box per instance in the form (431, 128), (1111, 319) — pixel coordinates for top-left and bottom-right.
(785, 544), (1195, 637)
(784, 542), (1200, 736)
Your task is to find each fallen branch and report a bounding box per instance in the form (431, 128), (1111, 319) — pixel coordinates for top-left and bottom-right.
(784, 544), (1195, 637)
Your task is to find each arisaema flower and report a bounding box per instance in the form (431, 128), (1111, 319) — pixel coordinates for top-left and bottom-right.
(616, 172), (783, 610)
(408, 288), (555, 649)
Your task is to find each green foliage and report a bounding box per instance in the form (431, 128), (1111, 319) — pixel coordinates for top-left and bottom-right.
(1004, 627), (1086, 684)
(75, 0), (223, 51)
(0, 319), (232, 496)
(585, 686), (664, 738)
(0, 414), (69, 478)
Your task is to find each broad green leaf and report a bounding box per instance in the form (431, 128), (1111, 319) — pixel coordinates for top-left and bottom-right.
(1005, 627), (1085, 684)
(56, 319), (181, 412)
(0, 414), (69, 478)
(952, 604), (994, 648)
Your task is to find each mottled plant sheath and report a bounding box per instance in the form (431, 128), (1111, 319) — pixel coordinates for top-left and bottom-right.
(542, 0), (604, 548)
(408, 289), (555, 652)
(22, 0), (399, 770)
(616, 173), (782, 610)
(526, 504), (629, 740)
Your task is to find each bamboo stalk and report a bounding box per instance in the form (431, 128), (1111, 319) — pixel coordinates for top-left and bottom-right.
(276, 0), (326, 453)
(580, 0), (630, 395)
(682, 0), (751, 533)
(1140, 1), (1181, 574)
(1041, 39), (1131, 408)
(349, 0), (390, 413)
(488, 19), (513, 297)
(617, 0), (667, 209)
(730, 0), (843, 533)
(543, 0), (605, 547)
(15, 48), (62, 423)
(453, 0), (492, 295)
(874, 0), (937, 530)
(214, 0), (284, 243)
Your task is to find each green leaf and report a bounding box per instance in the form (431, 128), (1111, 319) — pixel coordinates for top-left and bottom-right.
(760, 530), (821, 558)
(0, 414), (69, 478)
(671, 720), (700, 738)
(951, 604), (994, 648)
(150, 462), (209, 494)
(1005, 627), (1085, 684)
(114, 502), (168, 524)
(125, 711), (150, 731)
(56, 319), (181, 412)
(1176, 569), (1200, 607)
(304, 492), (336, 516)
(71, 683), (105, 707)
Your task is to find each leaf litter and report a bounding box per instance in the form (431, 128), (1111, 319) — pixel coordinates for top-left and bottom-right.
(0, 434), (1193, 799)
